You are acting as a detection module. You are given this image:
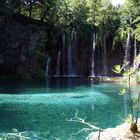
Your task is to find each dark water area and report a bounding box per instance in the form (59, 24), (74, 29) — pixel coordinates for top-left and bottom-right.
(0, 78), (132, 140)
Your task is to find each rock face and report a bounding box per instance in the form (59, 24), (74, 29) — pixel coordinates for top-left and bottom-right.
(87, 122), (140, 140)
(0, 14), (139, 80)
(0, 13), (47, 80)
(47, 31), (128, 77)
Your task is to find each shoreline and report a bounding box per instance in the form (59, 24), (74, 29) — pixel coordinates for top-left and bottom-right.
(87, 121), (140, 140)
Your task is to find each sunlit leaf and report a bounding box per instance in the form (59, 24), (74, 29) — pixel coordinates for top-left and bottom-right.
(119, 88), (126, 95)
(112, 65), (122, 74)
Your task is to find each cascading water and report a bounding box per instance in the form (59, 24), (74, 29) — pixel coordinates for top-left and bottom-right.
(67, 28), (77, 76)
(56, 51), (61, 76)
(102, 35), (107, 76)
(45, 59), (50, 77)
(63, 34), (66, 49)
(134, 37), (137, 62)
(124, 32), (131, 69)
(62, 34), (66, 75)
(91, 32), (96, 77)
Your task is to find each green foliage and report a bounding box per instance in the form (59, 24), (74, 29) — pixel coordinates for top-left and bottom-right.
(122, 68), (135, 77)
(112, 48), (140, 132)
(125, 114), (133, 123)
(119, 88), (127, 95)
(136, 71), (140, 83)
(58, 0), (89, 30)
(134, 24), (140, 41)
(112, 65), (122, 74)
(1, 0), (140, 81)
(112, 0), (140, 47)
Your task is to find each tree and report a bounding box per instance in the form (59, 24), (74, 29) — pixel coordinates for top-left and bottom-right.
(112, 55), (140, 133)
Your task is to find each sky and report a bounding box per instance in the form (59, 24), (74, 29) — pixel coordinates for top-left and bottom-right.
(111, 0), (125, 6)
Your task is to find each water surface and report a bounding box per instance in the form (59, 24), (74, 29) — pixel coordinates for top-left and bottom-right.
(0, 78), (131, 140)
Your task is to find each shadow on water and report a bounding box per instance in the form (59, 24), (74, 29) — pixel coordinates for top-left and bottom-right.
(0, 77), (100, 94)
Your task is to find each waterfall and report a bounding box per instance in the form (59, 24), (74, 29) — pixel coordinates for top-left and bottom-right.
(91, 32), (96, 77)
(45, 59), (50, 77)
(124, 32), (131, 69)
(102, 35), (107, 76)
(67, 28), (77, 76)
(62, 34), (66, 75)
(63, 34), (65, 50)
(56, 51), (61, 76)
(134, 37), (137, 61)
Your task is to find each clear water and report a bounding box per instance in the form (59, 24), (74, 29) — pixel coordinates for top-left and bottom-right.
(0, 78), (132, 140)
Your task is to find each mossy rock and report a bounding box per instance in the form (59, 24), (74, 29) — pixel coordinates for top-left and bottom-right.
(12, 128), (19, 133)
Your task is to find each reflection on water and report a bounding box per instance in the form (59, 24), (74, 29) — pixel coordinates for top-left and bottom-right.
(0, 78), (131, 140)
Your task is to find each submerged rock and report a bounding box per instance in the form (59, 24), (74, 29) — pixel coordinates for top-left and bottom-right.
(0, 130), (38, 140)
(12, 128), (19, 133)
(71, 95), (87, 99)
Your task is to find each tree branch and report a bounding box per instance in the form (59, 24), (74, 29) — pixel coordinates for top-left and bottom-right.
(66, 111), (102, 131)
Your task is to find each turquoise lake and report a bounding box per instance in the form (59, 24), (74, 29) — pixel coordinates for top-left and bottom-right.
(0, 78), (134, 140)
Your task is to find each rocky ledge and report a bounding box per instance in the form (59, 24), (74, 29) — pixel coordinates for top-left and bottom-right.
(87, 122), (140, 140)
